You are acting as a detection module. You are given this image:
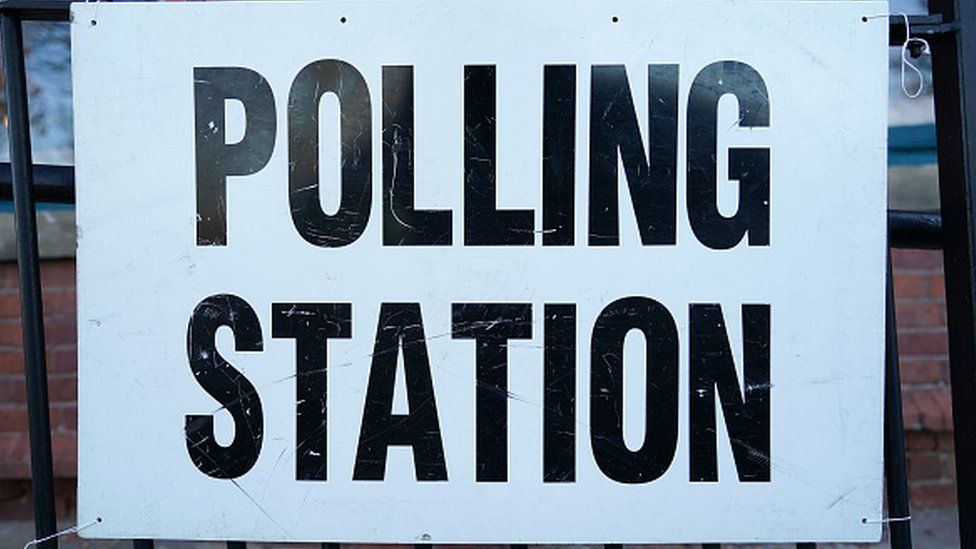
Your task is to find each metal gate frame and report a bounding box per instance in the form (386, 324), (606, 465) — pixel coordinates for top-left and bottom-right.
(0, 1), (973, 548)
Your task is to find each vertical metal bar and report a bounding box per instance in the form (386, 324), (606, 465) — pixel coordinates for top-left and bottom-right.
(132, 540), (154, 549)
(796, 544), (815, 549)
(321, 543), (339, 549)
(226, 542), (246, 549)
(886, 252), (913, 548)
(0, 11), (57, 549)
(927, 0), (976, 546)
(701, 544), (720, 549)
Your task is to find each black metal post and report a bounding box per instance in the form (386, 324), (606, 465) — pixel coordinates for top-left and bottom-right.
(0, 11), (58, 549)
(885, 253), (913, 548)
(927, 0), (976, 546)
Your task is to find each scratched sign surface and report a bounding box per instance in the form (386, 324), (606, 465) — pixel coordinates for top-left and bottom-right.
(72, 0), (888, 543)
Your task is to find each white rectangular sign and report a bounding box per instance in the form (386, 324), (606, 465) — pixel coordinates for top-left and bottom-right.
(73, 1), (889, 543)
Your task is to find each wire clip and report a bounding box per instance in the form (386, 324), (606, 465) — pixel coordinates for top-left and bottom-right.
(23, 517), (101, 549)
(862, 515), (912, 524)
(864, 12), (931, 98)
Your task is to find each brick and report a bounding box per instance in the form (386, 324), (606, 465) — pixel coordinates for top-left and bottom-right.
(895, 302), (946, 328)
(0, 289), (76, 322)
(0, 433), (26, 459)
(0, 433), (29, 479)
(938, 432), (956, 452)
(0, 462), (29, 480)
(0, 375), (74, 405)
(51, 432), (77, 477)
(898, 329), (950, 356)
(50, 404), (76, 432)
(0, 265), (18, 291)
(907, 454), (942, 480)
(38, 260), (75, 290)
(0, 351), (23, 375)
(0, 348), (66, 374)
(0, 479), (28, 500)
(0, 377), (25, 404)
(930, 273), (946, 298)
(52, 479), (75, 513)
(48, 347), (76, 374)
(0, 407), (27, 432)
(0, 321), (23, 347)
(903, 386), (953, 431)
(894, 273), (928, 298)
(48, 375), (77, 403)
(911, 481), (957, 508)
(900, 358), (947, 384)
(892, 249), (943, 271)
(0, 372), (74, 398)
(41, 289), (75, 319)
(947, 454), (957, 479)
(0, 292), (20, 320)
(907, 431), (940, 451)
(42, 318), (76, 346)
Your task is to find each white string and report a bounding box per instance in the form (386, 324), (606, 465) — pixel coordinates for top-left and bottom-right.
(862, 515), (912, 524)
(83, 0), (101, 27)
(23, 518), (101, 549)
(863, 12), (931, 98)
(897, 12), (930, 98)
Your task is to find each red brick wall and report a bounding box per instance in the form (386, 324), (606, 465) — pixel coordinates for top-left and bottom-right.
(894, 249), (956, 508)
(0, 260), (77, 481)
(0, 252), (960, 515)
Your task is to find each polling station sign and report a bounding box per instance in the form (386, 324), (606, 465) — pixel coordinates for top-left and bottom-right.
(72, 0), (889, 543)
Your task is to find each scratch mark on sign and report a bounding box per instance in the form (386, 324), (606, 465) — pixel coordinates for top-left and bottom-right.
(826, 486), (858, 510)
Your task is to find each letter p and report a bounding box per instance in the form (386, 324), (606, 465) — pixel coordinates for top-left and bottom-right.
(194, 66), (276, 246)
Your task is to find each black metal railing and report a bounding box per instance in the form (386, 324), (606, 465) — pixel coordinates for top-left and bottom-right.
(1, 2), (974, 549)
